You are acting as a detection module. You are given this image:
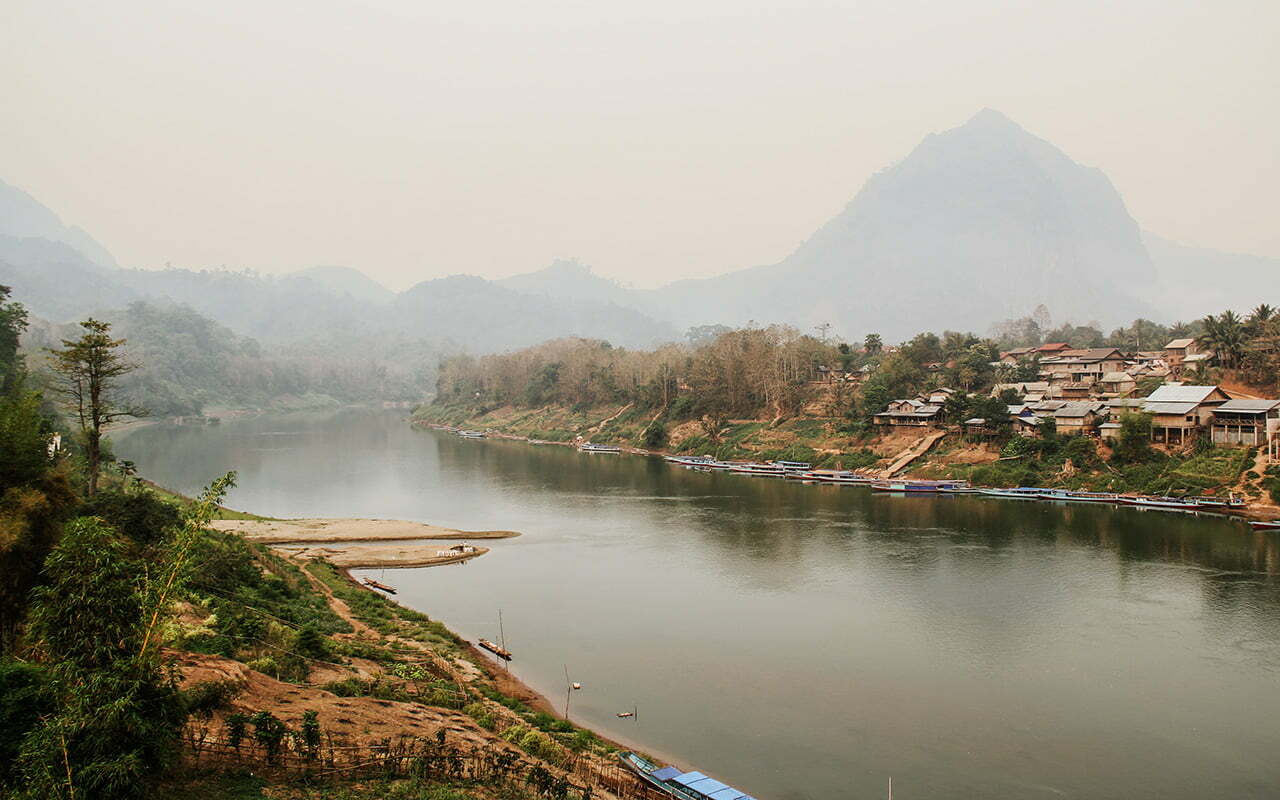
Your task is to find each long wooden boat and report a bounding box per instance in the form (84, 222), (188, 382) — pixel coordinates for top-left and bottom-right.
(978, 487), (1048, 500)
(872, 479), (969, 493)
(1036, 489), (1120, 503)
(664, 455), (717, 466)
(1188, 496), (1246, 510)
(787, 469), (874, 485)
(362, 577), (397, 594)
(1118, 496), (1201, 511)
(457, 430), (485, 439)
(1249, 520), (1280, 531)
(476, 638), (512, 660)
(618, 752), (757, 800)
(578, 442), (621, 453)
(727, 460), (811, 477)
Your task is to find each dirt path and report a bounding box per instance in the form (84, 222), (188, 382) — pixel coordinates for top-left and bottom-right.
(583, 403), (633, 438)
(881, 430), (948, 476)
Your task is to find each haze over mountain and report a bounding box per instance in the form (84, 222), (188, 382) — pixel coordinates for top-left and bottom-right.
(2, 110), (1276, 352)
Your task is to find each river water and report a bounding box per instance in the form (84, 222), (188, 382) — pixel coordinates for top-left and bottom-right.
(116, 408), (1280, 799)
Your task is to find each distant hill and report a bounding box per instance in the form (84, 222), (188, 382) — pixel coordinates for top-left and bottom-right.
(289, 265), (395, 305)
(0, 178), (118, 268)
(498, 259), (636, 307)
(1143, 233), (1280, 321)
(642, 109), (1158, 340)
(391, 275), (675, 352)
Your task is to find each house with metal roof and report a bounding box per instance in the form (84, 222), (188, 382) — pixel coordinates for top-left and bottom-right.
(1141, 384), (1231, 445)
(1211, 399), (1280, 447)
(1052, 401), (1106, 435)
(873, 399), (943, 427)
(1164, 337), (1210, 377)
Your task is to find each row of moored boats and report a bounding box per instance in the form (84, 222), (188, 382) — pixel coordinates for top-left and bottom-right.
(663, 454), (1279, 529)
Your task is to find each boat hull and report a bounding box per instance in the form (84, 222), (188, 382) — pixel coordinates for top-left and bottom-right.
(1249, 521), (1280, 531)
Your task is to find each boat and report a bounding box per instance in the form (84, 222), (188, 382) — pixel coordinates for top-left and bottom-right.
(618, 752), (757, 800)
(1249, 520), (1280, 531)
(978, 487), (1049, 500)
(578, 442), (621, 453)
(787, 469), (871, 484)
(1188, 495), (1246, 510)
(1035, 489), (1120, 503)
(937, 484), (981, 494)
(872, 479), (969, 493)
(728, 462), (787, 477)
(457, 430), (485, 439)
(476, 638), (512, 660)
(664, 455), (716, 466)
(1118, 495), (1201, 512)
(361, 577), (397, 594)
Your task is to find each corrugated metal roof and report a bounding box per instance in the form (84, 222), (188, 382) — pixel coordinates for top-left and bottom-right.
(672, 772), (708, 786)
(1145, 385), (1221, 404)
(1101, 372), (1131, 382)
(1166, 338), (1195, 349)
(1143, 401), (1199, 415)
(652, 767), (683, 781)
(1055, 403), (1100, 418)
(1216, 399), (1280, 413)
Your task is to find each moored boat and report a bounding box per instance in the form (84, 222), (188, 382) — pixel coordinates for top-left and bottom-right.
(1036, 489), (1120, 503)
(978, 487), (1048, 500)
(457, 430), (485, 439)
(872, 479), (969, 493)
(1188, 495), (1246, 510)
(1249, 520), (1280, 531)
(618, 752), (757, 800)
(1118, 495), (1201, 511)
(578, 442), (621, 453)
(476, 638), (512, 660)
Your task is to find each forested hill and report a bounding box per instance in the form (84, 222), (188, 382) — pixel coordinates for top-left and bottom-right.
(22, 301), (430, 415)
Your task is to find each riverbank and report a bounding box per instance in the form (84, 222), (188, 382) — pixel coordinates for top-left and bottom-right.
(413, 401), (1280, 520)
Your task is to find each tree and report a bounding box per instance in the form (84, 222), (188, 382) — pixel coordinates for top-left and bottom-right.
(1201, 310), (1245, 369)
(863, 333), (882, 355)
(15, 518), (185, 799)
(1111, 412), (1155, 464)
(0, 286), (28, 396)
(48, 319), (142, 496)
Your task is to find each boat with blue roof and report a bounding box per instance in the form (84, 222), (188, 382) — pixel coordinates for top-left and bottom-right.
(619, 752), (757, 800)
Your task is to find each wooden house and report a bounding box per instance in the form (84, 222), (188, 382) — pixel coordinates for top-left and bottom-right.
(1140, 384), (1231, 445)
(873, 399), (943, 427)
(1210, 399), (1280, 447)
(1164, 338), (1208, 377)
(1053, 402), (1105, 435)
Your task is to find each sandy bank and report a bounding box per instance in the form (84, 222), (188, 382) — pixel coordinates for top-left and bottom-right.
(210, 517), (521, 543)
(276, 543), (490, 569)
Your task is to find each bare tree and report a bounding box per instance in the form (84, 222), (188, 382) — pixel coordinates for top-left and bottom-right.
(49, 318), (143, 496)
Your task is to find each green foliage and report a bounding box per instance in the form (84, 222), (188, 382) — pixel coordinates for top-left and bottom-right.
(299, 710), (321, 761)
(180, 679), (243, 719)
(0, 392), (52, 490)
(249, 711), (289, 764)
(1110, 413), (1157, 465)
(78, 485), (183, 547)
(293, 624), (330, 661)
(16, 517), (186, 800)
(642, 420), (667, 448)
(0, 285), (28, 395)
(0, 660), (53, 786)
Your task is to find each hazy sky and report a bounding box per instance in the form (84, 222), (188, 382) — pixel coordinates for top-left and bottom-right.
(4, 0), (1277, 289)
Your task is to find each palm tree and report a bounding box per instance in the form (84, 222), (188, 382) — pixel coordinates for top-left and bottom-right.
(1247, 304), (1276, 336)
(1201, 311), (1245, 369)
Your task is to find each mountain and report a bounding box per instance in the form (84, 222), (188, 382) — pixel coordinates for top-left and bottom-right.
(1144, 233), (1280, 320)
(498, 259), (636, 307)
(0, 178), (118, 268)
(645, 109), (1158, 340)
(289, 265), (395, 305)
(391, 275), (675, 352)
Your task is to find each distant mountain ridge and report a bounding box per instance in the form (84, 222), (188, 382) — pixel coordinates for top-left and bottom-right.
(3, 110), (1277, 349)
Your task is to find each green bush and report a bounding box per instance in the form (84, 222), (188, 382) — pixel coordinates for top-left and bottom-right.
(0, 660), (52, 787)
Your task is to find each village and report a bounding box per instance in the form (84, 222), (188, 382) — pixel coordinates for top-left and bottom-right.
(867, 337), (1279, 464)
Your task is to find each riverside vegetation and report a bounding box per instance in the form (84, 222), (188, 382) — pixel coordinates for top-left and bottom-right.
(418, 308), (1280, 506)
(0, 285), (631, 799)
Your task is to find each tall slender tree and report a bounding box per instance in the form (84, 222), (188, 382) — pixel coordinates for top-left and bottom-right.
(48, 319), (142, 496)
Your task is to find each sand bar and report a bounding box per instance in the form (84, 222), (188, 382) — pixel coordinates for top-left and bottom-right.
(210, 518), (521, 544)
(273, 543), (490, 569)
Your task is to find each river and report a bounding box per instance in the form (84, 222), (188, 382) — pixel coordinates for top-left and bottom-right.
(115, 408), (1280, 799)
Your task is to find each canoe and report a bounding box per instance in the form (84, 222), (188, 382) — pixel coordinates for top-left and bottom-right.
(578, 442), (621, 453)
(477, 638), (512, 660)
